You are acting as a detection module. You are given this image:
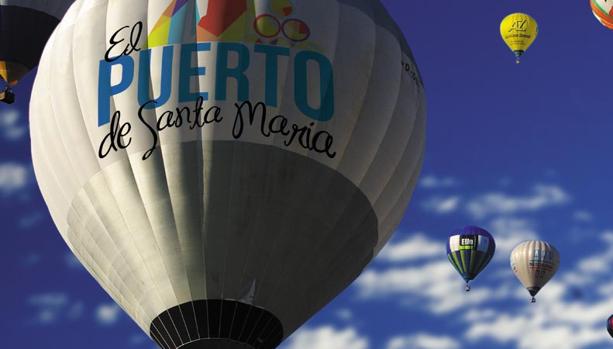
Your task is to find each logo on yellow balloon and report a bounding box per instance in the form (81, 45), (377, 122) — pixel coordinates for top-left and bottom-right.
(508, 19), (528, 33)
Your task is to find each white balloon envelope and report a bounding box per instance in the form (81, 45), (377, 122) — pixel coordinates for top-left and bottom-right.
(30, 0), (426, 348)
(510, 240), (560, 303)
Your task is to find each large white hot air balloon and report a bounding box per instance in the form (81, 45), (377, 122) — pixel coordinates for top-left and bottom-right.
(30, 0), (426, 348)
(510, 240), (560, 303)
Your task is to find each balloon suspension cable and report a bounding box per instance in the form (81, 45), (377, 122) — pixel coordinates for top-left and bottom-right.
(465, 283), (471, 292)
(530, 297), (536, 303)
(514, 50), (523, 65)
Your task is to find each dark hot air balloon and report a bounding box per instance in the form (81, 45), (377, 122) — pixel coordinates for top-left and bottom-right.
(0, 0), (74, 103)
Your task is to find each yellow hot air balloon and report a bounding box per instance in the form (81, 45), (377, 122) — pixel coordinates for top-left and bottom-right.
(500, 13), (538, 64)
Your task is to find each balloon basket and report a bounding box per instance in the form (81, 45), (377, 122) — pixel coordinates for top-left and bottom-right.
(530, 297), (536, 303)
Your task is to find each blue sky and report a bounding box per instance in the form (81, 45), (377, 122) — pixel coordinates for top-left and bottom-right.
(2, 1), (613, 348)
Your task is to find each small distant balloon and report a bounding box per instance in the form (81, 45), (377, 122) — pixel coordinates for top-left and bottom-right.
(500, 13), (538, 64)
(447, 226), (496, 292)
(591, 0), (613, 29)
(607, 314), (613, 338)
(510, 240), (560, 303)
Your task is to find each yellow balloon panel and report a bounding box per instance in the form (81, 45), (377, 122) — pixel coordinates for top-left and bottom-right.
(500, 13), (538, 55)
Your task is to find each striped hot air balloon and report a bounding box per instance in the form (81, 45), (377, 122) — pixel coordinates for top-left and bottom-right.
(510, 240), (560, 303)
(447, 226), (496, 292)
(591, 0), (613, 29)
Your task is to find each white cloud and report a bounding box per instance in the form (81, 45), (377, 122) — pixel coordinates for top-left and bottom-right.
(464, 230), (613, 349)
(0, 108), (26, 141)
(597, 281), (613, 297)
(355, 259), (511, 314)
(498, 177), (512, 187)
(95, 303), (122, 325)
(386, 333), (459, 349)
(129, 333), (149, 346)
(420, 175), (458, 189)
(29, 293), (67, 324)
(354, 223), (613, 349)
(422, 196), (461, 214)
(67, 302), (85, 320)
(21, 253), (41, 267)
(28, 293), (83, 324)
(563, 231), (613, 287)
(466, 184), (570, 219)
(354, 179), (612, 349)
(461, 308), (498, 322)
(378, 233), (443, 263)
(18, 211), (46, 229)
(336, 308), (353, 321)
(0, 163), (29, 197)
(280, 326), (368, 349)
(65, 253), (84, 270)
(487, 217), (539, 261)
(356, 229), (519, 314)
(573, 210), (593, 222)
(446, 266), (610, 348)
(464, 303), (608, 349)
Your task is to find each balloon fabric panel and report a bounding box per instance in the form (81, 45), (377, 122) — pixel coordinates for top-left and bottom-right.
(591, 0), (613, 29)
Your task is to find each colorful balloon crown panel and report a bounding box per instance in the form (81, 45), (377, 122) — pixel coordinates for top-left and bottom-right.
(591, 0), (613, 29)
(0, 0), (74, 85)
(148, 0), (314, 49)
(447, 226), (495, 285)
(592, 0), (613, 16)
(30, 0), (426, 348)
